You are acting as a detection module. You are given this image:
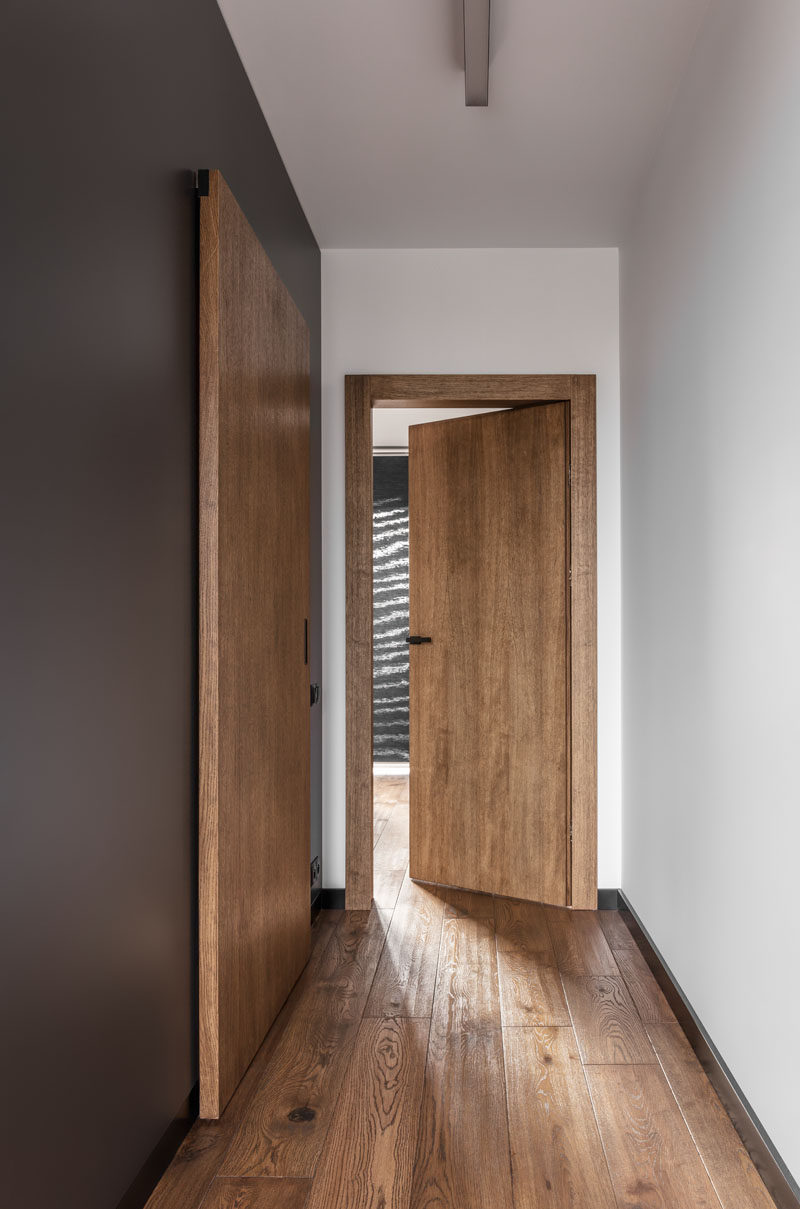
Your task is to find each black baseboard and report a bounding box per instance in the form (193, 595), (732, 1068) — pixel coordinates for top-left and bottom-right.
(319, 888), (346, 909)
(323, 887), (623, 911)
(616, 891), (800, 1209)
(115, 1083), (198, 1209)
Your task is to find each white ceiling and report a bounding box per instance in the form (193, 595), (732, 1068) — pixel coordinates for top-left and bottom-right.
(373, 406), (507, 448)
(217, 0), (708, 248)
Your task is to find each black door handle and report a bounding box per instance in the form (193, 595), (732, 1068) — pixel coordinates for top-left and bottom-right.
(406, 635), (432, 644)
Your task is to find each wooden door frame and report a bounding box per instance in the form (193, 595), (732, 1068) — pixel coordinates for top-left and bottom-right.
(345, 374), (597, 910)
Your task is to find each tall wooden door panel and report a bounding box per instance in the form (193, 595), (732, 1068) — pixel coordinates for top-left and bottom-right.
(199, 170), (310, 1118)
(408, 405), (569, 905)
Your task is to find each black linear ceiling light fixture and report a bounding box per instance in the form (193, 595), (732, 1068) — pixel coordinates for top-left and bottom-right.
(464, 0), (490, 106)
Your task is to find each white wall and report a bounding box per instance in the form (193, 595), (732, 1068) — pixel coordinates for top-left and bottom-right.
(322, 248), (621, 889)
(621, 0), (800, 1183)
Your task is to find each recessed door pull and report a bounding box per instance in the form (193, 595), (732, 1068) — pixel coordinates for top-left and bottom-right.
(406, 635), (432, 644)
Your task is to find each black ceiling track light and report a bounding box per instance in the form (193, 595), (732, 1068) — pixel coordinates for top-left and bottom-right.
(463, 0), (490, 106)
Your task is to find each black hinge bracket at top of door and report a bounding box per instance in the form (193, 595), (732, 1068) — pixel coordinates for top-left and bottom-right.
(196, 169), (210, 197)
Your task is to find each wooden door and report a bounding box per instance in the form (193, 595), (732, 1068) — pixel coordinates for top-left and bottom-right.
(199, 171), (310, 1118)
(408, 405), (569, 905)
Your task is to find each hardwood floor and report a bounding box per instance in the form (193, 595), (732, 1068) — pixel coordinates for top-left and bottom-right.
(147, 774), (777, 1209)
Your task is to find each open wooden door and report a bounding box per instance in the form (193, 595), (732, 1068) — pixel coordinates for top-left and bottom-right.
(199, 171), (310, 1118)
(408, 404), (570, 905)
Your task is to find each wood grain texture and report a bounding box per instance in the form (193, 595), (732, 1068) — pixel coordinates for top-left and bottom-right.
(370, 374), (573, 404)
(146, 913), (341, 1209)
(149, 903), (780, 1209)
(494, 899), (555, 959)
(497, 952), (571, 1028)
(365, 878), (445, 1017)
(199, 170), (311, 1118)
(199, 160), (222, 1122)
(203, 1179), (310, 1209)
(410, 1028), (513, 1209)
(495, 899), (569, 1026)
(373, 775), (410, 802)
(585, 1063), (722, 1208)
(372, 795), (409, 910)
(409, 405), (569, 904)
(430, 916), (501, 1037)
(568, 376), (598, 909)
(614, 947), (677, 1025)
(598, 909), (638, 950)
(306, 1017), (429, 1209)
(434, 885), (496, 918)
(647, 1024), (777, 1209)
(561, 976), (656, 1065)
(545, 907), (619, 975)
(221, 909), (390, 1178)
(345, 375), (598, 913)
(503, 1026), (617, 1209)
(373, 774), (408, 849)
(345, 375), (375, 909)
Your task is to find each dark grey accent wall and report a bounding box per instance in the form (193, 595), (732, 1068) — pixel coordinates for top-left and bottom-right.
(372, 456), (410, 760)
(0, 3), (321, 1207)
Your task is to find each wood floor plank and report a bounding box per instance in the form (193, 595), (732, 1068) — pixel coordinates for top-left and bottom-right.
(306, 1017), (429, 1209)
(503, 1026), (616, 1209)
(561, 975), (656, 1065)
(148, 897), (778, 1209)
(145, 911), (342, 1209)
(365, 879), (445, 1017)
(373, 795), (393, 847)
(647, 1024), (777, 1209)
(220, 909), (390, 1179)
(431, 915), (501, 1038)
(585, 1064), (722, 1208)
(410, 1028), (513, 1209)
(373, 799), (409, 909)
(373, 775), (410, 805)
(203, 1178), (310, 1208)
(373, 776), (408, 853)
(437, 886), (495, 918)
(373, 815), (391, 848)
(614, 947), (677, 1025)
(497, 951), (571, 1027)
(373, 798), (393, 824)
(494, 898), (554, 959)
(545, 908), (619, 975)
(598, 909), (638, 950)
(494, 898), (568, 1026)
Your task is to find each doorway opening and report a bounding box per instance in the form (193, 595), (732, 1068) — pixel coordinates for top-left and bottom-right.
(371, 407), (512, 907)
(346, 375), (598, 912)
(371, 442), (410, 907)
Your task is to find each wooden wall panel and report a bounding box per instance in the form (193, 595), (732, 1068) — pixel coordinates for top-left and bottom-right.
(200, 170), (311, 1117)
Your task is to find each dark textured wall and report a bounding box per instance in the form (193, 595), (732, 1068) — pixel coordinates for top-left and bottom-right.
(0, 3), (321, 1206)
(372, 457), (410, 760)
